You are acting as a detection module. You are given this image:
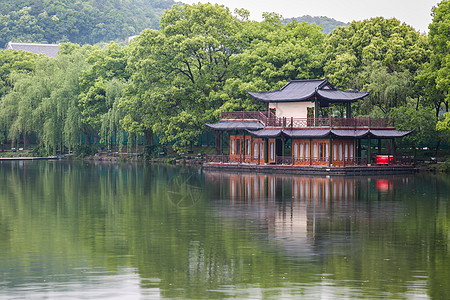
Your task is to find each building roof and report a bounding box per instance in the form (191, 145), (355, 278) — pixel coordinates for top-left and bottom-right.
(6, 42), (60, 58)
(205, 120), (265, 131)
(245, 129), (284, 138)
(368, 129), (414, 138)
(247, 78), (369, 103)
(330, 129), (369, 138)
(245, 128), (413, 139)
(283, 129), (331, 138)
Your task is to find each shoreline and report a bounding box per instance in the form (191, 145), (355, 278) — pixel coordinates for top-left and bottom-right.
(0, 156), (59, 161)
(0, 155), (447, 173)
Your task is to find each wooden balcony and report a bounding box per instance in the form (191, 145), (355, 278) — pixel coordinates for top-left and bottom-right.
(220, 111), (395, 129)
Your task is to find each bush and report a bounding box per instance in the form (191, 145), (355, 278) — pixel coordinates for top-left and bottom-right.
(75, 144), (98, 157)
(143, 144), (167, 160)
(32, 144), (46, 157)
(438, 159), (450, 173)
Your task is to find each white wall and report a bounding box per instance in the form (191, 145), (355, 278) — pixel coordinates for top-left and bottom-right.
(269, 101), (315, 118)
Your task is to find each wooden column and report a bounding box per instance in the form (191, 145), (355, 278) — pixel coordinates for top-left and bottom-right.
(242, 132), (245, 163)
(392, 138), (396, 156)
(314, 101), (318, 126)
(220, 132), (223, 155)
(329, 138), (333, 166)
(264, 138), (268, 164)
(309, 138), (312, 166)
(357, 139), (362, 158)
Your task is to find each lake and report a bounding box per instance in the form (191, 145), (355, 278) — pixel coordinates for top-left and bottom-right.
(0, 161), (448, 299)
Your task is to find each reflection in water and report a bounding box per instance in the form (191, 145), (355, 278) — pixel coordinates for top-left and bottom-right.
(0, 161), (448, 299)
(205, 171), (450, 299)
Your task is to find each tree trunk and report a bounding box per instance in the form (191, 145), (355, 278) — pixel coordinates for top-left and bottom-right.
(145, 129), (153, 147)
(435, 139), (441, 157)
(23, 130), (27, 149)
(436, 102), (441, 118)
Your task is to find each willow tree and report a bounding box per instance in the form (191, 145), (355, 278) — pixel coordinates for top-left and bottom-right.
(0, 49), (37, 150)
(2, 57), (58, 150)
(37, 45), (91, 154)
(78, 42), (130, 147)
(100, 78), (127, 151)
(0, 43), (93, 154)
(121, 3), (245, 153)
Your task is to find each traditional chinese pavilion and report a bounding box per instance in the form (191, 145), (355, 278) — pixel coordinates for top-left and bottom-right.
(205, 78), (413, 173)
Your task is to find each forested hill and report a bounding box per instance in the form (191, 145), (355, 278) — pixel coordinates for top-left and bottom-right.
(0, 0), (176, 48)
(283, 15), (349, 33)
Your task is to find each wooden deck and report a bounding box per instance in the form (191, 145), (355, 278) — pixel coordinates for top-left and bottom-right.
(203, 162), (416, 176)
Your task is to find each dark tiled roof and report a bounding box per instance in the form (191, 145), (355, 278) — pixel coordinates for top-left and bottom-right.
(330, 129), (369, 138)
(245, 129), (284, 138)
(317, 89), (369, 102)
(205, 120), (265, 131)
(6, 42), (60, 58)
(247, 78), (369, 103)
(369, 129), (413, 138)
(283, 129), (331, 138)
(244, 128), (413, 139)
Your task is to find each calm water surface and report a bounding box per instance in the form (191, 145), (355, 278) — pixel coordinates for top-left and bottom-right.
(0, 161), (449, 299)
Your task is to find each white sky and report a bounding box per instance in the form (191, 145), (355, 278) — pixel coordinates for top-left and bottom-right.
(182, 0), (441, 33)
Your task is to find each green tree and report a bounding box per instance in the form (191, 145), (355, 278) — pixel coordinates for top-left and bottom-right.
(121, 3), (245, 152)
(323, 17), (430, 116)
(428, 0), (450, 113)
(0, 49), (37, 98)
(78, 42), (130, 145)
(219, 14), (325, 112)
(436, 112), (450, 143)
(0, 0), (176, 48)
(391, 99), (440, 153)
(0, 43), (92, 154)
(415, 57), (446, 118)
(100, 78), (127, 150)
(356, 62), (413, 115)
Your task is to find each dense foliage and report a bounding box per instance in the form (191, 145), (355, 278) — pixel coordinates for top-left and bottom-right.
(0, 0), (176, 48)
(283, 15), (349, 34)
(0, 2), (449, 155)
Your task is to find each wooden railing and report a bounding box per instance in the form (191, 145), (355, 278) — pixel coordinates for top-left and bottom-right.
(276, 156), (293, 165)
(221, 111), (275, 124)
(220, 111), (395, 129)
(205, 154), (230, 163)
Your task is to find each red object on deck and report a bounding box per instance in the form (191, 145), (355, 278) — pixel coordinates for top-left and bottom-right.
(376, 155), (393, 164)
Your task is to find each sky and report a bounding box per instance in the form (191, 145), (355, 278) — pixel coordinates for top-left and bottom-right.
(182, 0), (441, 33)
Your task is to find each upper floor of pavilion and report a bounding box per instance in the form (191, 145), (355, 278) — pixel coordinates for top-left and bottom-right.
(208, 78), (397, 131)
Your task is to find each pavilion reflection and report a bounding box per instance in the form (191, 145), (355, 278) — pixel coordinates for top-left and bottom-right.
(205, 171), (414, 254)
(205, 171), (361, 207)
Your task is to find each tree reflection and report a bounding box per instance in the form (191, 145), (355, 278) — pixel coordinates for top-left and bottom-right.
(0, 162), (448, 299)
